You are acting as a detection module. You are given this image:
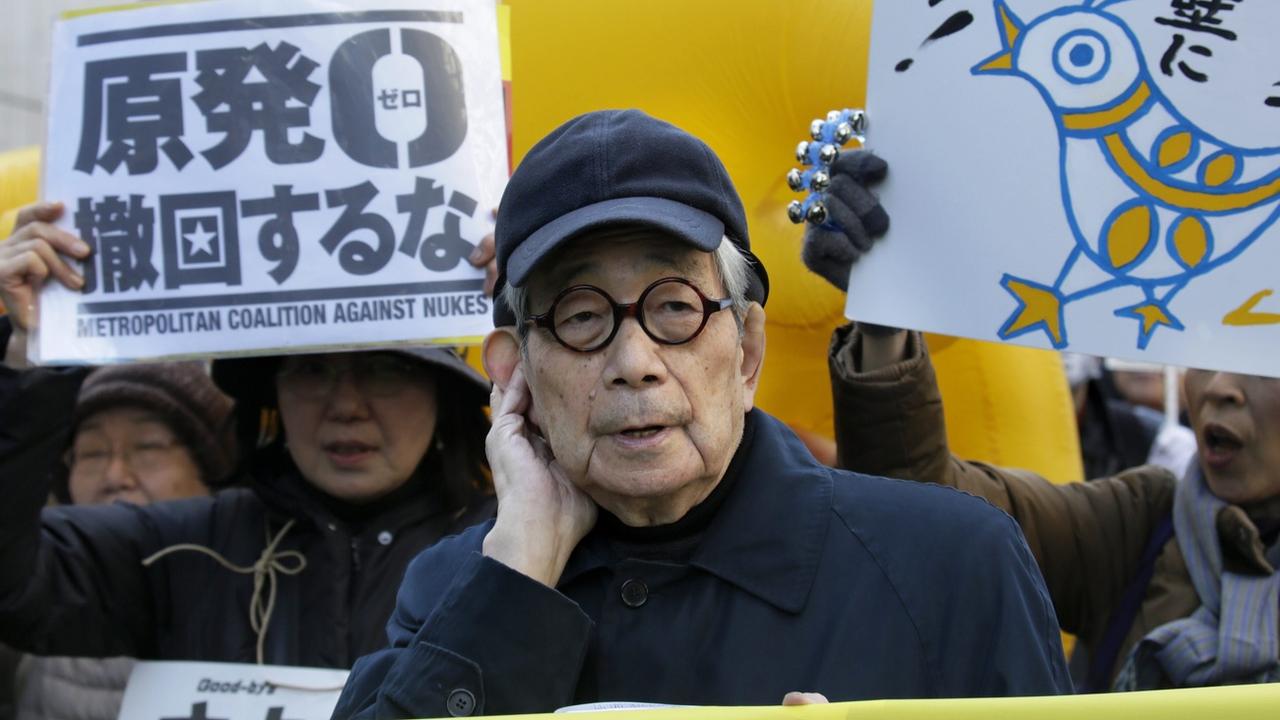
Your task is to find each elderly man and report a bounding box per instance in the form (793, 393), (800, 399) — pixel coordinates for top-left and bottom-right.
(333, 110), (1071, 719)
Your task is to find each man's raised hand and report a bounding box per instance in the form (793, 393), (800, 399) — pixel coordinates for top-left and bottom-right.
(482, 364), (597, 587)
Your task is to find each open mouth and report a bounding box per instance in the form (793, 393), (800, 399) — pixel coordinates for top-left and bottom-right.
(619, 425), (666, 439)
(1202, 423), (1243, 454)
(1201, 422), (1245, 468)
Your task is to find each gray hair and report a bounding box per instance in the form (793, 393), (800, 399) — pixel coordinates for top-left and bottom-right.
(502, 237), (753, 342)
(713, 238), (753, 327)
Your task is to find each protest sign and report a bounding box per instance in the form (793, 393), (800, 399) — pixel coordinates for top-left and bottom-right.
(35, 0), (507, 364)
(117, 661), (347, 720)
(115, 663), (1279, 720)
(848, 0), (1280, 377)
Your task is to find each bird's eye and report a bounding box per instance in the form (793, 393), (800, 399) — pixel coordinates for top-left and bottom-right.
(1053, 29), (1110, 83)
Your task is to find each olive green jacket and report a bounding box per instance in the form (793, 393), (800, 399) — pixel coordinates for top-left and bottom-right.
(827, 325), (1277, 687)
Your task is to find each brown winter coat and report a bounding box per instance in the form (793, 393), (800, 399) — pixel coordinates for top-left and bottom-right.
(828, 325), (1277, 688)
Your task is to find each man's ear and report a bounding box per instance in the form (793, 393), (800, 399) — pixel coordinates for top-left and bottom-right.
(739, 303), (766, 411)
(482, 328), (521, 392)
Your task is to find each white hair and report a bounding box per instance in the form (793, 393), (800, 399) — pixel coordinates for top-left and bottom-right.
(503, 237), (753, 341)
(713, 237), (753, 327)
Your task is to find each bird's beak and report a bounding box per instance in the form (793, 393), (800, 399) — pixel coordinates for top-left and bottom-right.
(972, 0), (1024, 75)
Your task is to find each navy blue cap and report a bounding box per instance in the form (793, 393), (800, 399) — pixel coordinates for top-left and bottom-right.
(493, 110), (769, 324)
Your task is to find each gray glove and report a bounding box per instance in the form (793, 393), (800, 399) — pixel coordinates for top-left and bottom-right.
(800, 151), (889, 291)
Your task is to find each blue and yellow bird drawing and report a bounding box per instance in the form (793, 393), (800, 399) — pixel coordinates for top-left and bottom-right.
(974, 0), (1280, 350)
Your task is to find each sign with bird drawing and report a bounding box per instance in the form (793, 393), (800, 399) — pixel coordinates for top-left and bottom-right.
(848, 0), (1280, 377)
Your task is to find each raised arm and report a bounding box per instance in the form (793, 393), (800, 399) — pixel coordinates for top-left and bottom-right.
(802, 155), (1176, 638)
(0, 205), (162, 658)
(828, 322), (1175, 638)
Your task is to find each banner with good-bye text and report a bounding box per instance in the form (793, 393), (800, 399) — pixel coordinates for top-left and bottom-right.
(113, 663), (1279, 720)
(117, 661), (346, 720)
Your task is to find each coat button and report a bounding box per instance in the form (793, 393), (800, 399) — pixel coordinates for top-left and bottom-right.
(377, 530), (393, 546)
(447, 688), (476, 716)
(620, 578), (648, 608)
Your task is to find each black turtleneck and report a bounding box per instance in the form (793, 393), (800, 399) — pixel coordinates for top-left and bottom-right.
(596, 411), (757, 563)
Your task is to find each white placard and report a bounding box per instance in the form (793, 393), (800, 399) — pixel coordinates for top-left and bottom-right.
(850, 0), (1280, 377)
(117, 661), (348, 720)
(36, 0), (507, 364)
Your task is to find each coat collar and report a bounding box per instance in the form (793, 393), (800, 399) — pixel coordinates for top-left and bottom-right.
(1217, 504), (1278, 575)
(560, 409), (833, 613)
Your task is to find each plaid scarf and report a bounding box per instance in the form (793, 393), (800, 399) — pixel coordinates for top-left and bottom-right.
(1114, 463), (1280, 690)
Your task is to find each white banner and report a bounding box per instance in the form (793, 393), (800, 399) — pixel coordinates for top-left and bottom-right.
(36, 0), (507, 364)
(849, 0), (1280, 377)
(117, 661), (348, 720)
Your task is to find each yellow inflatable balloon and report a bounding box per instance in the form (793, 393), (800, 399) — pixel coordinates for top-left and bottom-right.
(0, 145), (40, 238)
(501, 0), (1082, 483)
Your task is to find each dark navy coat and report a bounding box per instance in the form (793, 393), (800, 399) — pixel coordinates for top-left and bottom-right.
(334, 410), (1071, 718)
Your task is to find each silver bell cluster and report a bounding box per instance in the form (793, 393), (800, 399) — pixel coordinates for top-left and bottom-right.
(786, 108), (867, 225)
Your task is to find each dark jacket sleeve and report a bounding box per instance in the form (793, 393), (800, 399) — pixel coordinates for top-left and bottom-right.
(333, 526), (593, 720)
(0, 321), (85, 474)
(0, 502), (172, 657)
(0, 345), (164, 657)
(827, 323), (1176, 639)
(934, 494), (1073, 695)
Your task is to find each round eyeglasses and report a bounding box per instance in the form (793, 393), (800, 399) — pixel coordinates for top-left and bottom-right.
(527, 277), (734, 352)
(66, 438), (184, 477)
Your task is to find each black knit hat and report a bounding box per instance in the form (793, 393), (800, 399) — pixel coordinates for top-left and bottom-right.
(74, 362), (236, 485)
